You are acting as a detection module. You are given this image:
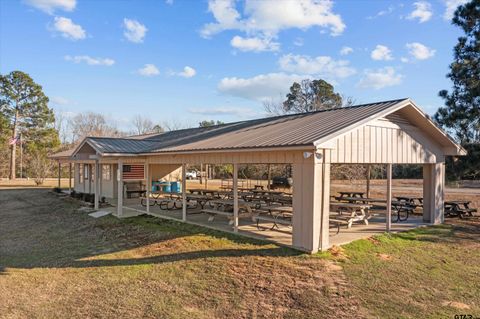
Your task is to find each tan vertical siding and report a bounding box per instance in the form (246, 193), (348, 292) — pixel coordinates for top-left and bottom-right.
(328, 113), (443, 164)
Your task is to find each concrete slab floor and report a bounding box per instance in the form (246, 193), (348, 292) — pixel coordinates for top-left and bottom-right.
(117, 199), (427, 250)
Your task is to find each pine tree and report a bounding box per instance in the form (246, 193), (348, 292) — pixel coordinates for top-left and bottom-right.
(435, 0), (480, 144)
(0, 71), (58, 179)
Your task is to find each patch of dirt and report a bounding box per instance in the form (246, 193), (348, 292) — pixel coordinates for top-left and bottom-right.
(367, 237), (381, 245)
(442, 301), (471, 310)
(377, 253), (393, 261)
(329, 245), (348, 260)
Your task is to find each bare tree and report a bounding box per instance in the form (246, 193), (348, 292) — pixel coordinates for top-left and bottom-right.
(341, 95), (357, 107)
(29, 150), (53, 185)
(132, 115), (155, 135)
(68, 112), (123, 142)
(54, 110), (70, 144)
(263, 98), (285, 116)
(161, 119), (194, 131)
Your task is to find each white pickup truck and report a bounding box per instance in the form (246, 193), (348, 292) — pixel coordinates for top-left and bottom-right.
(185, 170), (198, 180)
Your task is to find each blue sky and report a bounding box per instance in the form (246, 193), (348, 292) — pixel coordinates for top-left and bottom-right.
(0, 0), (469, 131)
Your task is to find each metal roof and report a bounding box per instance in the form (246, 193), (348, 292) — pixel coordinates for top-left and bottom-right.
(147, 99), (407, 153)
(55, 98), (416, 157)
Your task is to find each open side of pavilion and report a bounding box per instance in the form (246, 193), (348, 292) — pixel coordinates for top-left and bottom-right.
(51, 98), (465, 253)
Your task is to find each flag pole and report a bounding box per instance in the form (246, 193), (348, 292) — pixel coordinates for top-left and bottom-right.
(20, 133), (23, 179)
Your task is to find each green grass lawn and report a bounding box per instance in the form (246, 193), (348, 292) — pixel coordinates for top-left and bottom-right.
(0, 189), (479, 318)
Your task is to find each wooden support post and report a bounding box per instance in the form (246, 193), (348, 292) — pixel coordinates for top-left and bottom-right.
(117, 161), (123, 217)
(366, 165), (371, 198)
(94, 160), (100, 210)
(68, 163), (72, 192)
(233, 163), (239, 232)
(386, 163), (392, 232)
(57, 161), (61, 188)
(146, 162), (150, 213)
(182, 163), (187, 221)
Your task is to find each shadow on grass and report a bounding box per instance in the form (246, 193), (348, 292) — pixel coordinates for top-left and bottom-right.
(0, 189), (301, 275)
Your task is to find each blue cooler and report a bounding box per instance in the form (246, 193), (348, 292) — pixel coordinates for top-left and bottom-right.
(161, 182), (171, 193)
(152, 181), (161, 192)
(171, 181), (182, 193)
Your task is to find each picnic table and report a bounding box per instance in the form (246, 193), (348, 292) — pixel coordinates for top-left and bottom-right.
(335, 196), (416, 222)
(254, 205), (293, 230)
(445, 201), (477, 218)
(202, 199), (259, 224)
(185, 194), (212, 209)
(140, 191), (183, 210)
(395, 196), (423, 207)
(336, 197), (386, 204)
(330, 202), (371, 228)
(251, 189), (284, 195)
(338, 191), (365, 198)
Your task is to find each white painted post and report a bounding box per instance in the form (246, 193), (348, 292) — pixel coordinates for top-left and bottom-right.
(182, 163), (187, 221)
(68, 163), (72, 193)
(267, 164), (271, 190)
(146, 162), (150, 213)
(57, 161), (61, 188)
(386, 163), (392, 232)
(423, 163), (445, 224)
(292, 151), (330, 253)
(94, 160), (100, 210)
(366, 165), (371, 198)
(205, 164), (209, 189)
(233, 163), (239, 232)
(117, 161), (123, 217)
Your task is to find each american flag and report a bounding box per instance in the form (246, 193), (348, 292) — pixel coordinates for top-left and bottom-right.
(123, 164), (145, 180)
(8, 136), (19, 145)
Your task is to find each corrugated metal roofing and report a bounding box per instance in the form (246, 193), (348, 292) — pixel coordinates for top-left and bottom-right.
(70, 98), (409, 155)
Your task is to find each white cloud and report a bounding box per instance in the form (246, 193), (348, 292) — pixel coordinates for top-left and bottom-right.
(218, 72), (308, 102)
(230, 35), (279, 52)
(123, 18), (147, 43)
(371, 45), (393, 61)
(137, 64), (160, 76)
(406, 42), (436, 60)
(278, 54), (356, 79)
(201, 0), (345, 42)
(50, 96), (70, 105)
(174, 66), (196, 78)
(357, 67), (403, 89)
(25, 0), (76, 14)
(366, 5), (395, 19)
(443, 0), (469, 20)
(64, 55), (115, 66)
(400, 57), (410, 63)
(52, 16), (85, 40)
(407, 1), (433, 23)
(340, 46), (353, 55)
